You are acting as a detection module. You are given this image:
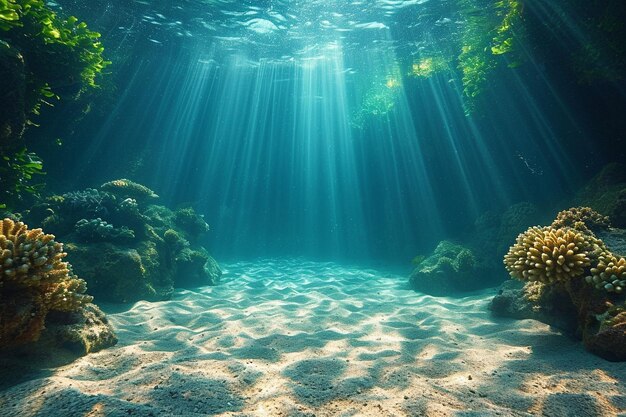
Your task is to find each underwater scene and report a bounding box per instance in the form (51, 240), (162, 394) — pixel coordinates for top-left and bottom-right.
(2, 0), (626, 415)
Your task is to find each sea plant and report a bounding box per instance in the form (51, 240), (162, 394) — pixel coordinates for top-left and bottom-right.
(0, 0), (110, 209)
(0, 148), (45, 208)
(456, 0), (524, 114)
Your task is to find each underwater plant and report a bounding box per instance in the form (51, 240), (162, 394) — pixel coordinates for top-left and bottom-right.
(0, 148), (45, 208)
(0, 0), (109, 209)
(402, 0), (525, 115)
(352, 70), (403, 128)
(456, 0), (525, 114)
(409, 56), (450, 78)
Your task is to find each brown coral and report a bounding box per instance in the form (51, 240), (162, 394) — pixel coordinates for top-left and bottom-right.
(0, 218), (92, 347)
(504, 226), (591, 284)
(551, 207), (610, 233)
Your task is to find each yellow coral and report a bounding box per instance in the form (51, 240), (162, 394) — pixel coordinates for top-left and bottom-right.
(504, 226), (591, 284)
(586, 254), (626, 293)
(551, 207), (610, 233)
(1, 218), (92, 345)
(101, 178), (158, 200)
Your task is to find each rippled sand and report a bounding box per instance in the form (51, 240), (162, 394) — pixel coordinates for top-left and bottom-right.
(1, 259), (625, 416)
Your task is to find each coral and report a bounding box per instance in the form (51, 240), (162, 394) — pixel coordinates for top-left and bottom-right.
(0, 218), (92, 348)
(499, 208), (626, 360)
(65, 242), (158, 303)
(101, 179), (158, 201)
(61, 188), (116, 218)
(586, 254), (626, 293)
(25, 184), (221, 303)
(504, 226), (592, 284)
(75, 218), (135, 243)
(174, 207), (209, 240)
(551, 207), (610, 233)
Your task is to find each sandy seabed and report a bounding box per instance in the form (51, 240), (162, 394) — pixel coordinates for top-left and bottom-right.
(1, 259), (625, 417)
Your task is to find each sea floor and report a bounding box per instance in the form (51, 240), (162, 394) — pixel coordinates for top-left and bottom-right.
(1, 259), (625, 417)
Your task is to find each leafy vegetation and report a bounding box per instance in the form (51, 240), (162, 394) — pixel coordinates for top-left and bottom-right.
(0, 148), (45, 202)
(352, 70), (403, 128)
(456, 0), (524, 114)
(410, 56), (449, 78)
(0, 0), (109, 208)
(404, 0), (525, 115)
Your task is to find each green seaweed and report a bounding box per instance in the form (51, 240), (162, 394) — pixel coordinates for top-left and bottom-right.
(456, 0), (524, 114)
(0, 148), (45, 207)
(0, 0), (109, 209)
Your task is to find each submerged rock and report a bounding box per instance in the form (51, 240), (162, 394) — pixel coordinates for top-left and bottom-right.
(37, 303), (117, 355)
(409, 241), (497, 295)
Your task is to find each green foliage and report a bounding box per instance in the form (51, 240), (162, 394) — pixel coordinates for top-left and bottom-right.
(0, 0), (20, 31)
(457, 0), (525, 114)
(0, 147), (45, 207)
(409, 56), (450, 78)
(352, 70), (403, 128)
(0, 0), (109, 209)
(0, 0), (110, 113)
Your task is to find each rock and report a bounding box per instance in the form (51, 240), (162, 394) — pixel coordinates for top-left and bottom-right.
(38, 303), (117, 355)
(409, 241), (496, 295)
(65, 241), (164, 303)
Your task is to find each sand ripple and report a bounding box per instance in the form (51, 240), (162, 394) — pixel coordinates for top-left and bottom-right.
(1, 259), (625, 416)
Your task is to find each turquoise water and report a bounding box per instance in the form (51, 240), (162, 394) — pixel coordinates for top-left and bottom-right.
(29, 0), (624, 263)
(2, 1), (626, 415)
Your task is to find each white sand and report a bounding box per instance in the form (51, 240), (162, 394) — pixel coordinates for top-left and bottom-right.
(1, 259), (625, 416)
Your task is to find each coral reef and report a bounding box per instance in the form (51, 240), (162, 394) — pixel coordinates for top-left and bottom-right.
(586, 254), (626, 293)
(23, 182), (221, 303)
(174, 207), (210, 241)
(66, 242), (161, 303)
(409, 201), (543, 295)
(551, 206), (610, 233)
(0, 218), (114, 353)
(495, 207), (626, 361)
(571, 163), (626, 228)
(75, 218), (135, 243)
(101, 179), (158, 201)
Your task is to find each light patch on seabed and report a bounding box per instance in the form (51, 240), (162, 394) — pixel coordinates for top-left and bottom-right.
(1, 259), (625, 416)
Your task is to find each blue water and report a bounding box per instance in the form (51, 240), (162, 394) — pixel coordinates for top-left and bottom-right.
(27, 0), (624, 265)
